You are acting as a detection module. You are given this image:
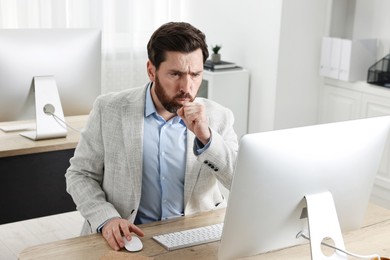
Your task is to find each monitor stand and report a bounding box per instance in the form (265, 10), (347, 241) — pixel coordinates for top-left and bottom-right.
(20, 76), (67, 140)
(304, 191), (347, 260)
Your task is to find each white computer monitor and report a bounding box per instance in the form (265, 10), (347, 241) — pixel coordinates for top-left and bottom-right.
(0, 29), (101, 138)
(219, 116), (390, 260)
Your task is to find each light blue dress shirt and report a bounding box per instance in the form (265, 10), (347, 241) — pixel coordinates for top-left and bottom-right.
(135, 83), (211, 224)
(135, 83), (187, 224)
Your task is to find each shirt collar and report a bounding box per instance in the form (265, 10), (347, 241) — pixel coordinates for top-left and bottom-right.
(145, 82), (156, 118)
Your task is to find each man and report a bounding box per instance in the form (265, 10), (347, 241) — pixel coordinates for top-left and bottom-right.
(65, 22), (238, 251)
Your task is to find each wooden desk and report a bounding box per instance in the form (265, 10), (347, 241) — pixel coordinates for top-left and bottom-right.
(0, 115), (88, 158)
(19, 204), (390, 260)
(0, 115), (88, 224)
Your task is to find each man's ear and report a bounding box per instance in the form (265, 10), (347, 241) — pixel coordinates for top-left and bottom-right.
(147, 60), (156, 81)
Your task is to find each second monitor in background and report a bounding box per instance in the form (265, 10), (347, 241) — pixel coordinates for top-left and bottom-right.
(0, 28), (101, 139)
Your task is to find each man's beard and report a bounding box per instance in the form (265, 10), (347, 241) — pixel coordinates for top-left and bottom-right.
(154, 75), (196, 114)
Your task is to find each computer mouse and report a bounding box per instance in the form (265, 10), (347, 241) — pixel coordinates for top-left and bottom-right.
(123, 236), (143, 252)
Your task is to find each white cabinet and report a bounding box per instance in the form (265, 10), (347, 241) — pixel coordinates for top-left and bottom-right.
(319, 79), (390, 208)
(199, 69), (250, 139)
(319, 84), (362, 123)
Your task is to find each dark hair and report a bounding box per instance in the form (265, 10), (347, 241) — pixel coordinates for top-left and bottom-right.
(147, 22), (209, 69)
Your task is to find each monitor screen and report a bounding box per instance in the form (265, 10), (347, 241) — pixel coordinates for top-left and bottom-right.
(219, 116), (390, 260)
(0, 28), (101, 122)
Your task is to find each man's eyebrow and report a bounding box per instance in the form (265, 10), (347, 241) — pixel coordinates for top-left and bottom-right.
(168, 69), (203, 74)
(168, 69), (183, 73)
(188, 69), (204, 74)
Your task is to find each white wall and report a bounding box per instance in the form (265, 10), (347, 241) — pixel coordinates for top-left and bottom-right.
(353, 0), (390, 58)
(274, 0), (329, 130)
(180, 0), (329, 133)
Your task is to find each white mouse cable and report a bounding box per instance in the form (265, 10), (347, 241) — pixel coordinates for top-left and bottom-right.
(296, 231), (381, 260)
(46, 111), (81, 133)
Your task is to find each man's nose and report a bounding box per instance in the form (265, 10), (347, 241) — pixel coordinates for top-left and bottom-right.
(179, 74), (192, 92)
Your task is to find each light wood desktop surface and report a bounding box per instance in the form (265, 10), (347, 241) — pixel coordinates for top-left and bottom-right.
(0, 115), (88, 158)
(19, 203), (390, 260)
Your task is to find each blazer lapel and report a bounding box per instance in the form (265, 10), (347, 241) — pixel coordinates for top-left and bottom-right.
(121, 89), (145, 197)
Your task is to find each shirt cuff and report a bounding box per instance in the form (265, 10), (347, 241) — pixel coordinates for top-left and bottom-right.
(97, 217), (121, 233)
(193, 136), (211, 155)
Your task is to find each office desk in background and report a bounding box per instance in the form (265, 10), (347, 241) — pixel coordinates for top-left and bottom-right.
(0, 115), (88, 224)
(19, 204), (390, 260)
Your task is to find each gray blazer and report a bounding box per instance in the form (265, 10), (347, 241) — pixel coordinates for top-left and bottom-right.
(65, 85), (238, 235)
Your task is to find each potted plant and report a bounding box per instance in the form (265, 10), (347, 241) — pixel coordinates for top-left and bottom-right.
(211, 44), (222, 63)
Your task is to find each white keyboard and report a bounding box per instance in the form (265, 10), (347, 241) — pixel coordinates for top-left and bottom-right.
(0, 123), (35, 132)
(152, 223), (223, 251)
